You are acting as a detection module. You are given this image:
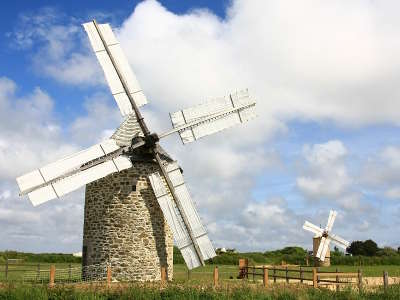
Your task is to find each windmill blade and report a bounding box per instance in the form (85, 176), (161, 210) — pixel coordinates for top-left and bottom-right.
(16, 139), (132, 206)
(149, 161), (216, 269)
(325, 210), (337, 233)
(330, 233), (350, 250)
(303, 221), (323, 237)
(168, 89), (256, 144)
(111, 113), (144, 146)
(316, 237), (331, 261)
(83, 21), (147, 116)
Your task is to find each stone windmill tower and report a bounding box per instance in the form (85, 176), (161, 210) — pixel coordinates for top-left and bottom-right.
(303, 210), (350, 267)
(16, 20), (257, 281)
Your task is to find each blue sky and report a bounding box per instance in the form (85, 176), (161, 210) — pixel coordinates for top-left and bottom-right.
(0, 0), (399, 253)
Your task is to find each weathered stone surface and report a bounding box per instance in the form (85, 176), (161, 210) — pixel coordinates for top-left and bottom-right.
(82, 161), (173, 281)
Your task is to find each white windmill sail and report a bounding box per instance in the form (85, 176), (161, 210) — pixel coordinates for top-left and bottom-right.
(111, 113), (144, 146)
(317, 237), (331, 261)
(148, 162), (216, 269)
(83, 21), (147, 116)
(302, 221), (323, 237)
(325, 210), (337, 232)
(16, 139), (132, 206)
(169, 89), (256, 144)
(330, 233), (350, 249)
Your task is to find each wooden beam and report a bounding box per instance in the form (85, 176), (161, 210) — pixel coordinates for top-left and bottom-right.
(263, 267), (268, 288)
(313, 268), (318, 288)
(49, 265), (55, 288)
(213, 266), (219, 288)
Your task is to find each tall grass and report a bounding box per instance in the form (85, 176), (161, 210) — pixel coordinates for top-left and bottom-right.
(0, 284), (399, 300)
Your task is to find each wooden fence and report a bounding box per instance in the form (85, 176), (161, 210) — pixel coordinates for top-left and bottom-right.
(0, 261), (396, 291)
(239, 264), (395, 290)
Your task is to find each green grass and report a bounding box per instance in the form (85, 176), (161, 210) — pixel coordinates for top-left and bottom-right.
(0, 283), (400, 299)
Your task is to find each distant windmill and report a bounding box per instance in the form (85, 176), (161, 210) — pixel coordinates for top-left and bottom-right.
(16, 20), (257, 281)
(303, 210), (350, 267)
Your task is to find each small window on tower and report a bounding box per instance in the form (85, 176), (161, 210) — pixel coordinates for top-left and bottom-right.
(132, 180), (137, 191)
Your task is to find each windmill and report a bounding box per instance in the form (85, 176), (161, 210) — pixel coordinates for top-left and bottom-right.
(303, 210), (350, 267)
(16, 20), (257, 281)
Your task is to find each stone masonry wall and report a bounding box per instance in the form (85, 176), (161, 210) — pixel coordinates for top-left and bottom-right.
(82, 161), (173, 281)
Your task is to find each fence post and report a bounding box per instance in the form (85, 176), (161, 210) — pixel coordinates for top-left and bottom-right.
(263, 267), (268, 288)
(383, 271), (388, 291)
(300, 266), (303, 283)
(336, 267), (339, 291)
(36, 263), (40, 282)
(5, 260), (8, 280)
(213, 266), (219, 288)
(312, 267), (318, 288)
(285, 266), (289, 283)
(49, 265), (55, 288)
(273, 266), (276, 283)
(358, 269), (363, 292)
(107, 266), (112, 287)
(317, 267), (320, 284)
(160, 266), (166, 285)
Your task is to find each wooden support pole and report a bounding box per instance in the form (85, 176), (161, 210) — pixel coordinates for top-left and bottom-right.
(336, 267), (339, 291)
(107, 266), (112, 287)
(161, 266), (167, 285)
(358, 269), (363, 291)
(273, 266), (276, 283)
(5, 260), (8, 280)
(36, 263), (40, 282)
(263, 267), (268, 288)
(213, 266), (219, 288)
(68, 263), (72, 282)
(312, 268), (318, 288)
(383, 271), (388, 291)
(49, 265), (55, 288)
(300, 266), (303, 283)
(286, 266), (289, 283)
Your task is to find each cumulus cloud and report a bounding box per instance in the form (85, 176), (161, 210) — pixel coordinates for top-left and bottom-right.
(0, 76), (121, 252)
(296, 140), (351, 199)
(4, 0), (400, 251)
(10, 7), (103, 86)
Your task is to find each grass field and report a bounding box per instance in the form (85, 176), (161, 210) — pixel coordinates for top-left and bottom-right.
(0, 283), (399, 299)
(0, 263), (399, 283)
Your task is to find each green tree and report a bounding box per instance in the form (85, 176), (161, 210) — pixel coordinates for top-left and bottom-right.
(363, 239), (379, 256)
(347, 241), (365, 256)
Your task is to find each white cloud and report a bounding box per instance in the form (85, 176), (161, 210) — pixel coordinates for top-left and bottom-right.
(296, 140), (352, 200)
(4, 0), (400, 251)
(10, 7), (103, 86)
(385, 187), (400, 200)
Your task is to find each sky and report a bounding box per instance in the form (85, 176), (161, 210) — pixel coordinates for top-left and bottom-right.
(0, 0), (399, 254)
